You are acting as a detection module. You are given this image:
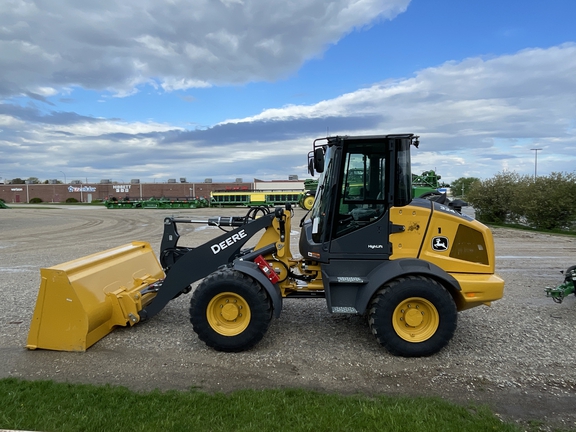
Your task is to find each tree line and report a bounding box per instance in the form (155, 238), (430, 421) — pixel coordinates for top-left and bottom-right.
(454, 172), (576, 231)
(4, 177), (63, 184)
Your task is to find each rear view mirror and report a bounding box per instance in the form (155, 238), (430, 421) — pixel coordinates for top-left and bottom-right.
(308, 156), (315, 176)
(314, 148), (324, 173)
(307, 147), (325, 175)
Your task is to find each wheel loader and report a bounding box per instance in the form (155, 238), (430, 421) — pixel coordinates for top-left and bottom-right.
(27, 134), (504, 357)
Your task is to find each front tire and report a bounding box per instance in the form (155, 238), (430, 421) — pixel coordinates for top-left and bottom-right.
(368, 275), (457, 357)
(190, 269), (272, 352)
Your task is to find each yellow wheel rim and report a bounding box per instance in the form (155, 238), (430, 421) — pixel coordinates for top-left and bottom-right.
(303, 196), (314, 210)
(207, 292), (251, 336)
(392, 297), (439, 343)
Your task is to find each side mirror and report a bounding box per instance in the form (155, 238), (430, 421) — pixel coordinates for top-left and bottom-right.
(314, 148), (324, 173)
(308, 153), (315, 176)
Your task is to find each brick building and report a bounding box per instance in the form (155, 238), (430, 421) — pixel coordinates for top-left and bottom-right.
(0, 179), (305, 204)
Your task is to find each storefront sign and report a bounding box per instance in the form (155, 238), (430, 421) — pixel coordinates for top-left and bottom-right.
(113, 185), (131, 193)
(68, 186), (97, 193)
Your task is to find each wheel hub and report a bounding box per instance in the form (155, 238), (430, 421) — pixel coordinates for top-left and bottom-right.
(404, 307), (423, 327)
(206, 292), (251, 336)
(221, 302), (240, 321)
(392, 297), (439, 343)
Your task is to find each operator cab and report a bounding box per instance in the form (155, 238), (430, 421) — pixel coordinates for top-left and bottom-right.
(300, 134), (417, 262)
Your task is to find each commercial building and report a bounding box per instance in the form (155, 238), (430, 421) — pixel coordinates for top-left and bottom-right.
(0, 178), (305, 204)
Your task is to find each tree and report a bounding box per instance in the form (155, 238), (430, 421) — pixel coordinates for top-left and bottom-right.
(515, 172), (576, 230)
(10, 178), (25, 184)
(467, 171), (576, 230)
(450, 177), (480, 198)
(466, 172), (521, 224)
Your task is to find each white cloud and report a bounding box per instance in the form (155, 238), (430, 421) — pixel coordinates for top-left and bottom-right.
(216, 43), (576, 181)
(1, 44), (575, 183)
(0, 0), (410, 98)
(161, 78), (212, 92)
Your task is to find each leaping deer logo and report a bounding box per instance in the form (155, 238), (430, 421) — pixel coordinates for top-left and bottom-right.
(432, 236), (449, 251)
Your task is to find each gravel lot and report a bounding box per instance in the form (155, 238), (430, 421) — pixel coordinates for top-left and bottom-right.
(1, 205), (576, 430)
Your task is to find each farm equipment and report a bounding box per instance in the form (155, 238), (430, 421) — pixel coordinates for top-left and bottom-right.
(545, 266), (576, 303)
(27, 134), (504, 357)
(298, 179), (318, 210)
(412, 170), (445, 198)
(210, 190), (303, 208)
(412, 170), (468, 212)
(104, 196), (209, 209)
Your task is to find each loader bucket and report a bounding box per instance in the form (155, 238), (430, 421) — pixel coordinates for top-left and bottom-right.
(27, 241), (165, 352)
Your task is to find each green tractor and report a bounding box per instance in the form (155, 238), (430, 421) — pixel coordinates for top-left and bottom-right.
(298, 178), (318, 210)
(546, 266), (576, 303)
(412, 170), (445, 199)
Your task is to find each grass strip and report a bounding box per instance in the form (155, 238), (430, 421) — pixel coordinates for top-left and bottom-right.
(0, 378), (522, 432)
(488, 222), (576, 237)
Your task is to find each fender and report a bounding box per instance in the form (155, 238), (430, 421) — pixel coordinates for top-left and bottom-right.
(354, 258), (461, 314)
(233, 260), (283, 318)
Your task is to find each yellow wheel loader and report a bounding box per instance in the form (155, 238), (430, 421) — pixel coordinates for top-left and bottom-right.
(27, 134), (504, 357)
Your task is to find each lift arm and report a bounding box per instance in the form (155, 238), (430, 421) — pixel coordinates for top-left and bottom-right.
(139, 212), (277, 320)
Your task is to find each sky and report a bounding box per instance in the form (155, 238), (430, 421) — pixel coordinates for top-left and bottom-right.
(1, 0), (575, 185)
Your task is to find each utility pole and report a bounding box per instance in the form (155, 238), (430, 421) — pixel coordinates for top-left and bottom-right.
(530, 149), (542, 179)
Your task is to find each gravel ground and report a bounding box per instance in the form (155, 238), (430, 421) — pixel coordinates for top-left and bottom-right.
(1, 205), (576, 430)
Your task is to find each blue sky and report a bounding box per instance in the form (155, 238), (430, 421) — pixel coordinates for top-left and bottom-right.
(1, 0), (575, 184)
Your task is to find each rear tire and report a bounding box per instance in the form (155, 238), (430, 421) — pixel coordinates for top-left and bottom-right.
(190, 269), (272, 352)
(368, 275), (457, 357)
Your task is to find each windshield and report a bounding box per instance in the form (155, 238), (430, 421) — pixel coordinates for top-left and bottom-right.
(309, 145), (334, 243)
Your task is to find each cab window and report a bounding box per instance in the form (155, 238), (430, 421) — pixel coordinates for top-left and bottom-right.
(335, 143), (388, 237)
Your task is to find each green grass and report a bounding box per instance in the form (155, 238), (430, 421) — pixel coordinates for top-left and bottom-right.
(0, 378), (524, 432)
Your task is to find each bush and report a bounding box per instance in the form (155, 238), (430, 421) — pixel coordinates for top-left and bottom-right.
(29, 197), (43, 203)
(468, 171), (576, 230)
(516, 172), (576, 230)
(467, 172), (521, 224)
(65, 197), (79, 203)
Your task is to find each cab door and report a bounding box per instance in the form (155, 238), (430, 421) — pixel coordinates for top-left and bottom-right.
(328, 141), (392, 259)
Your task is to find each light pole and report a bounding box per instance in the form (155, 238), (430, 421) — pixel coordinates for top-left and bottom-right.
(530, 149), (542, 179)
(60, 171), (67, 184)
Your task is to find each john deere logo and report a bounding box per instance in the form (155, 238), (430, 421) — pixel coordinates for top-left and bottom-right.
(432, 236), (449, 251)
